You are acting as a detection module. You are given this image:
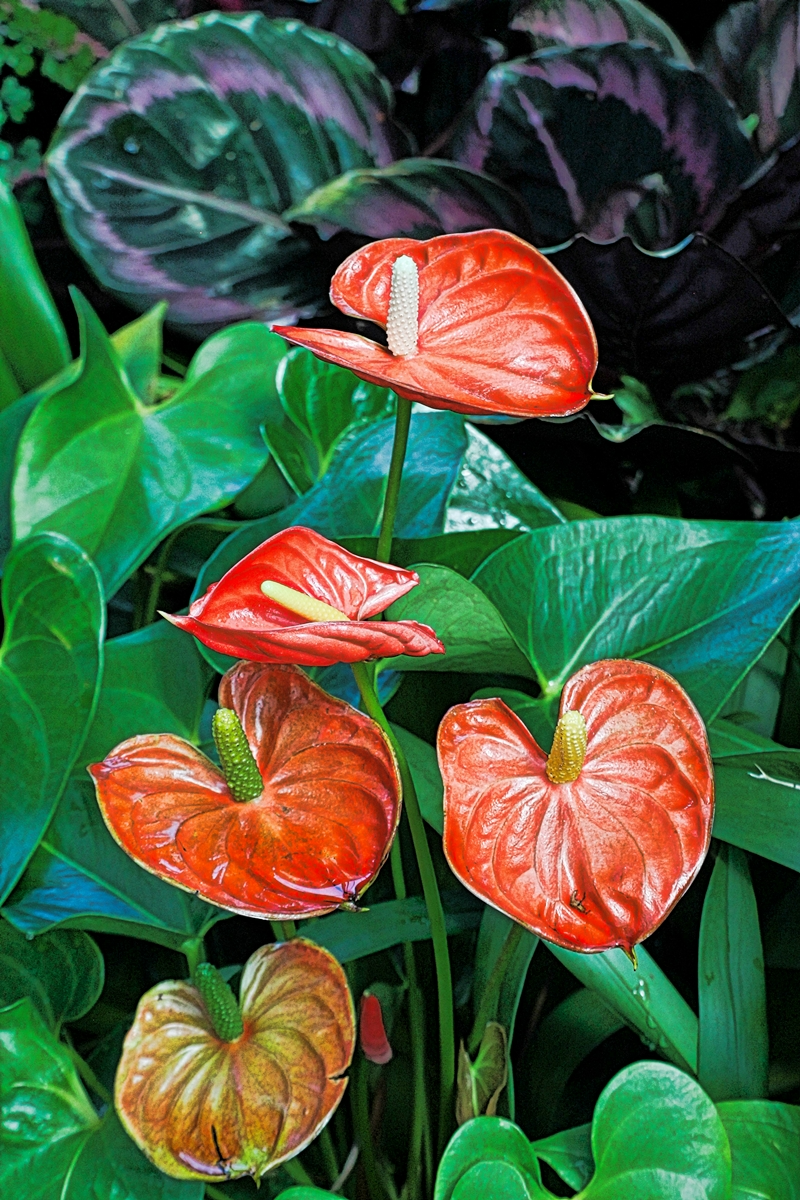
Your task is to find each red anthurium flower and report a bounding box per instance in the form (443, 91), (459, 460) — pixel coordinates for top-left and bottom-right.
(359, 991), (393, 1065)
(162, 526), (444, 667)
(89, 661), (401, 919)
(273, 230), (600, 419)
(438, 660), (714, 956)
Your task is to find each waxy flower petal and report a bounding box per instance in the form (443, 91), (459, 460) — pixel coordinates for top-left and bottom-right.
(438, 660), (714, 954)
(274, 230), (599, 419)
(89, 661), (401, 919)
(115, 939), (355, 1181)
(163, 526), (444, 667)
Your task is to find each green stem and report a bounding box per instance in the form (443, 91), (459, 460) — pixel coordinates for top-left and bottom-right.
(65, 1043), (112, 1107)
(352, 1057), (387, 1200)
(351, 661), (455, 1156)
(282, 1157), (316, 1187)
(271, 920), (297, 941)
(390, 839), (429, 1200)
(181, 936), (207, 979)
(376, 396), (412, 562)
(204, 1185), (228, 1200)
(467, 922), (525, 1056)
(319, 1125), (340, 1186)
(141, 528), (181, 627)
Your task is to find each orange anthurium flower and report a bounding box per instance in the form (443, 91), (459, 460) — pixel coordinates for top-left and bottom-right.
(163, 526), (444, 667)
(89, 661), (401, 919)
(115, 940), (355, 1181)
(273, 230), (600, 419)
(438, 660), (714, 956)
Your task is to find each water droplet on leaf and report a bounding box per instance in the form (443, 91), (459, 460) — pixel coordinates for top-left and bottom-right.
(123, 138), (140, 154)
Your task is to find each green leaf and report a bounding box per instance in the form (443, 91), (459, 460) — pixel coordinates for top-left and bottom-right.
(698, 845), (768, 1101)
(580, 1061), (730, 1198)
(0, 533), (104, 903)
(263, 419), (318, 497)
(530, 1125), (593, 1192)
(382, 564), (535, 677)
(545, 943), (698, 1074)
(391, 723), (444, 833)
(342, 530), (525, 578)
(718, 1100), (800, 1199)
(300, 892), (481, 963)
(447, 425), (565, 535)
(456, 1023), (509, 1125)
(435, 1117), (547, 1200)
(79, 619), (214, 769)
(0, 178), (70, 396)
(0, 389), (38, 570)
(0, 924), (103, 1027)
(519, 989), (625, 1136)
(111, 302), (165, 405)
(13, 294), (286, 595)
(3, 776), (224, 949)
(713, 752), (800, 870)
(46, 12), (407, 333)
(0, 998), (202, 1200)
(709, 718), (782, 759)
(510, 0), (691, 61)
(725, 345), (800, 429)
(473, 517), (800, 722)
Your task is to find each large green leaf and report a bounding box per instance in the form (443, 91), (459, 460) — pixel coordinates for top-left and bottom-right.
(0, 533), (104, 904)
(473, 518), (800, 723)
(46, 12), (408, 334)
(2, 777), (223, 949)
(0, 924), (103, 1028)
(13, 295), (286, 595)
(79, 619), (214, 769)
(719, 1100), (800, 1200)
(712, 752), (800, 870)
(435, 1117), (547, 1200)
(0, 179), (70, 399)
(0, 998), (202, 1200)
(510, 0), (691, 61)
(382, 564), (535, 677)
(545, 943), (698, 1074)
(698, 845), (768, 1102)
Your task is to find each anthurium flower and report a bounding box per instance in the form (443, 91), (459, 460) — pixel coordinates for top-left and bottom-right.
(115, 939), (355, 1181)
(273, 230), (600, 419)
(89, 660), (401, 918)
(162, 526), (444, 667)
(437, 660), (714, 956)
(360, 991), (393, 1065)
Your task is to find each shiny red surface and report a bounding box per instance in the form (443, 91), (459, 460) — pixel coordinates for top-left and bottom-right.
(274, 230), (599, 419)
(359, 992), (393, 1064)
(438, 660), (714, 954)
(164, 526), (444, 667)
(90, 661), (401, 919)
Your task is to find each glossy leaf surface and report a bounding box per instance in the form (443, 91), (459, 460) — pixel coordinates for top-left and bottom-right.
(713, 751), (800, 871)
(510, 0), (690, 61)
(13, 295), (285, 596)
(451, 45), (755, 249)
(46, 12), (406, 332)
(3, 775), (223, 948)
(287, 158), (535, 241)
(473, 517), (800, 723)
(300, 891), (481, 962)
(719, 1100), (800, 1199)
(168, 526), (444, 667)
(440, 660), (714, 954)
(0, 533), (104, 903)
(275, 230), (599, 420)
(116, 939), (355, 1181)
(698, 845), (769, 1102)
(547, 234), (793, 390)
(91, 661), (401, 919)
(0, 998), (201, 1200)
(0, 924), (103, 1027)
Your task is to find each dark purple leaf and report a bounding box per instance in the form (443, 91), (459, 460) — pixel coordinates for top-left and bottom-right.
(46, 12), (409, 335)
(510, 0), (690, 62)
(450, 45), (757, 249)
(710, 132), (800, 267)
(286, 158), (534, 240)
(701, 1), (761, 100)
(740, 0), (800, 153)
(547, 233), (793, 388)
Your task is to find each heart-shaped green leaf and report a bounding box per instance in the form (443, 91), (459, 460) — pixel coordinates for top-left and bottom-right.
(46, 12), (408, 333)
(0, 532), (104, 903)
(473, 517), (800, 723)
(0, 998), (202, 1200)
(0, 924), (103, 1027)
(13, 294), (286, 595)
(718, 1100), (800, 1199)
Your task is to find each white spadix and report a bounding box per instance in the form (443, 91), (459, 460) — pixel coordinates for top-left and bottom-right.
(386, 255), (419, 357)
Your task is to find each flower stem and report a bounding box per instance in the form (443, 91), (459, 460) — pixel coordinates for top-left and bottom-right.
(65, 1042), (113, 1107)
(352, 1056), (387, 1200)
(271, 919), (297, 942)
(319, 1125), (340, 1186)
(390, 838), (429, 1200)
(376, 396), (412, 562)
(282, 1157), (316, 1187)
(351, 660), (455, 1156)
(467, 921), (525, 1056)
(181, 936), (207, 979)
